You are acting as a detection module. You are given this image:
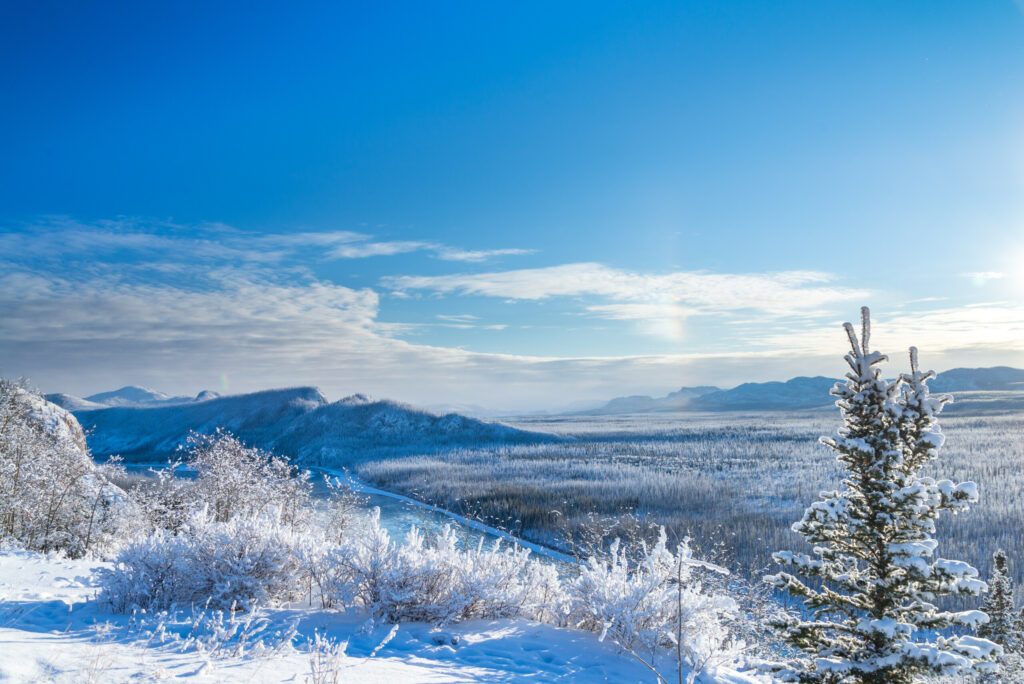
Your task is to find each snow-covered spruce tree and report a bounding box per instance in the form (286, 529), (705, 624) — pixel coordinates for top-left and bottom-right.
(765, 307), (999, 683)
(1017, 608), (1024, 650)
(979, 550), (1018, 651)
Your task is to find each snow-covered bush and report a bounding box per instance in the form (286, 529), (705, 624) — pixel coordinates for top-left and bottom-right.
(456, 534), (566, 624)
(129, 461), (195, 534)
(0, 378), (132, 557)
(185, 430), (312, 528)
(569, 528), (741, 679)
(330, 510), (564, 624)
(100, 510), (309, 612)
(318, 474), (366, 543)
(126, 431), (315, 535)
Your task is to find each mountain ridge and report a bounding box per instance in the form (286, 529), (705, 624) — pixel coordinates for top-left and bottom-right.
(50, 385), (234, 411)
(71, 386), (555, 464)
(579, 366), (1024, 415)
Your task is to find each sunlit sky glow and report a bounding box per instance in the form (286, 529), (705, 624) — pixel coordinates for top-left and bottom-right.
(2, 2), (1024, 410)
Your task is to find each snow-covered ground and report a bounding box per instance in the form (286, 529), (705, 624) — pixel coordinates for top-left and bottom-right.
(0, 548), (751, 683)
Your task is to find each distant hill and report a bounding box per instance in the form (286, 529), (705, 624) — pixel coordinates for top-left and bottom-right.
(930, 366), (1024, 393)
(943, 391), (1024, 415)
(72, 386), (555, 464)
(194, 390), (222, 402)
(576, 386), (720, 415)
(692, 376), (837, 411)
(84, 385), (187, 406)
(581, 367), (1024, 415)
(50, 386), (226, 411)
(44, 393), (107, 412)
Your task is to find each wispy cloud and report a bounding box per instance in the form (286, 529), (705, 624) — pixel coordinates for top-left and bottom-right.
(436, 314), (480, 323)
(384, 262), (868, 315)
(0, 217), (531, 266)
(432, 246), (534, 262)
(329, 240), (533, 262)
(330, 240), (429, 259)
(961, 271), (1005, 286)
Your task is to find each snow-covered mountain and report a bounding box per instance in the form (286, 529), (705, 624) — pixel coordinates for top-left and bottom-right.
(693, 376), (837, 411)
(576, 386), (720, 415)
(49, 386), (226, 411)
(84, 385), (187, 406)
(73, 386), (555, 463)
(580, 366), (1024, 414)
(930, 366), (1024, 393)
(43, 393), (107, 412)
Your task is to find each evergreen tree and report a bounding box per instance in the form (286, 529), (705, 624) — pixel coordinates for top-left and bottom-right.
(980, 550), (1017, 651)
(765, 307), (1001, 683)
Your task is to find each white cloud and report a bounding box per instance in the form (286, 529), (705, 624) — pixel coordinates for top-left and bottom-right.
(433, 247), (534, 262)
(961, 271), (1005, 286)
(330, 240), (430, 258)
(329, 240), (533, 262)
(766, 303), (1024, 360)
(584, 303), (698, 321)
(436, 314), (480, 323)
(248, 230), (367, 248)
(385, 262), (868, 315)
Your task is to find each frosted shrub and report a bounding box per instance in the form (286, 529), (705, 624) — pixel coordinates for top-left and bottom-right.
(0, 379), (132, 557)
(458, 534), (566, 623)
(186, 430), (312, 528)
(569, 528), (740, 679)
(319, 474), (366, 543)
(332, 510), (564, 624)
(130, 461), (194, 534)
(101, 510), (308, 612)
(101, 529), (192, 611)
(306, 631), (348, 684)
(128, 431), (315, 535)
(571, 531), (675, 649)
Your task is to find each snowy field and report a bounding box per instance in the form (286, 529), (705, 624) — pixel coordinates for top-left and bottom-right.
(0, 547), (703, 683)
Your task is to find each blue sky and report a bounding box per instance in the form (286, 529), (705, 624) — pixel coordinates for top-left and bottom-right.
(2, 2), (1024, 409)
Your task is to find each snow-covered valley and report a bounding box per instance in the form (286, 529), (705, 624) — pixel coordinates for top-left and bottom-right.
(7, 363), (1024, 683)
